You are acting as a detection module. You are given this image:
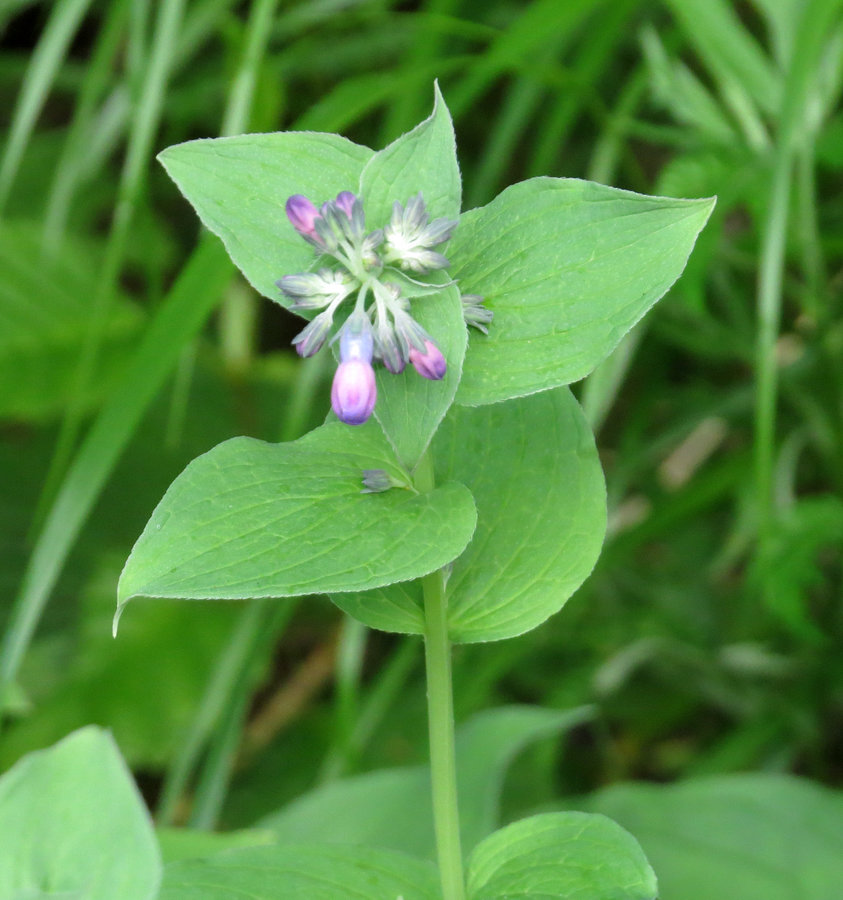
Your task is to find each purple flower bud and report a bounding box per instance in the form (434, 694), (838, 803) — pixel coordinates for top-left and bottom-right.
(292, 311), (333, 357)
(331, 359), (377, 425)
(409, 339), (447, 380)
(286, 195), (321, 239)
(335, 191), (357, 219)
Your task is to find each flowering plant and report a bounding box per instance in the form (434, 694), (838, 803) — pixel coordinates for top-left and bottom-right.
(115, 86), (713, 898)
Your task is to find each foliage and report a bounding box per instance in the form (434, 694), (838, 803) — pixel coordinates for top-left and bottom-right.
(0, 0), (842, 897)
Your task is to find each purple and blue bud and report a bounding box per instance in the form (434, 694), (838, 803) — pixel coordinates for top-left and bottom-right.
(409, 339), (447, 380)
(285, 195), (322, 243)
(331, 312), (377, 425)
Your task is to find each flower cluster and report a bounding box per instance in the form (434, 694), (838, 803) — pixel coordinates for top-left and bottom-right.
(276, 190), (491, 425)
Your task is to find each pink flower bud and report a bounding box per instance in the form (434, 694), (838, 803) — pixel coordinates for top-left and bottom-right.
(409, 339), (447, 380)
(331, 359), (377, 425)
(335, 191), (357, 219)
(285, 195), (321, 238)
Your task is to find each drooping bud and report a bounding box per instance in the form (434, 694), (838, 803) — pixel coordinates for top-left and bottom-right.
(292, 310), (333, 357)
(461, 293), (493, 333)
(285, 195), (321, 241)
(361, 469), (393, 493)
(331, 359), (377, 425)
(409, 339), (447, 380)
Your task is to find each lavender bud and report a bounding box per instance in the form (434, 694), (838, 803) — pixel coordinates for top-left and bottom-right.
(292, 311), (333, 357)
(409, 339), (447, 380)
(331, 359), (377, 425)
(286, 195), (321, 238)
(335, 191), (357, 219)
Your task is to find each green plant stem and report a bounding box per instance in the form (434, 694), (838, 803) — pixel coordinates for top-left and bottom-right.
(416, 451), (465, 900)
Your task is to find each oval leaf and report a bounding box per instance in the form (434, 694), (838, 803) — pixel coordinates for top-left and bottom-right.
(334, 389), (605, 642)
(117, 420), (476, 621)
(0, 727), (161, 900)
(467, 812), (657, 900)
(585, 774), (843, 900)
(158, 132), (373, 306)
(159, 843), (440, 900)
(449, 178), (715, 405)
(260, 705), (592, 859)
(359, 81), (461, 224)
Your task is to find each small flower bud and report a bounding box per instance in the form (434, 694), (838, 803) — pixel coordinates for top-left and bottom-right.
(361, 469), (394, 493)
(286, 195), (321, 239)
(409, 339), (447, 380)
(292, 311), (333, 357)
(335, 191), (357, 219)
(461, 293), (493, 333)
(332, 359), (377, 425)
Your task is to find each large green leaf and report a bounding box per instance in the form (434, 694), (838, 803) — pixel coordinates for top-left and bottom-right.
(467, 812), (657, 900)
(0, 220), (143, 421)
(159, 844), (439, 900)
(158, 132), (373, 305)
(117, 420), (476, 618)
(0, 727), (161, 900)
(334, 389), (606, 642)
(585, 774), (843, 900)
(374, 281), (467, 468)
(449, 179), (714, 406)
(260, 705), (591, 859)
(359, 81), (462, 224)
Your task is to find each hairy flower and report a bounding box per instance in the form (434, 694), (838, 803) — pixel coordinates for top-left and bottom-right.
(382, 194), (457, 274)
(279, 188), (482, 424)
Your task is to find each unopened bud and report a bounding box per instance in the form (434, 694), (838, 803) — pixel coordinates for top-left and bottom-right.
(409, 339), (447, 380)
(332, 359), (377, 425)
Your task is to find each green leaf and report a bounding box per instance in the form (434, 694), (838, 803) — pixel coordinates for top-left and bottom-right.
(374, 281), (467, 468)
(158, 844), (439, 900)
(260, 705), (592, 859)
(335, 389), (606, 642)
(0, 727), (161, 900)
(449, 178), (714, 406)
(157, 828), (275, 864)
(585, 774), (843, 900)
(117, 420), (476, 618)
(359, 81), (461, 225)
(0, 220), (143, 421)
(467, 812), (657, 900)
(158, 132), (373, 306)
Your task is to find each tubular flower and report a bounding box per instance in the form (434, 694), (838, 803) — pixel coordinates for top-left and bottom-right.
(279, 190), (492, 425)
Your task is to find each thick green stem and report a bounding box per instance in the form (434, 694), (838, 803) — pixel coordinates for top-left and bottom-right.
(416, 451), (465, 900)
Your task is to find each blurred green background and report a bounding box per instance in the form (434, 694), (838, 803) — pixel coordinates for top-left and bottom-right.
(1, 0), (842, 892)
